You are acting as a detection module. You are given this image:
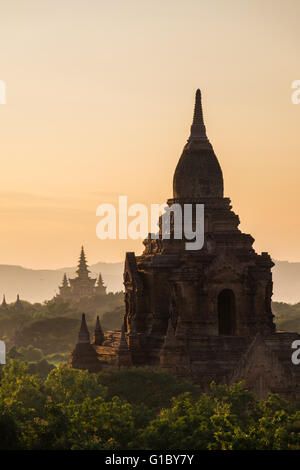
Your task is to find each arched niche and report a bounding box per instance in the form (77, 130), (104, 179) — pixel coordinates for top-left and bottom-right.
(218, 289), (236, 335)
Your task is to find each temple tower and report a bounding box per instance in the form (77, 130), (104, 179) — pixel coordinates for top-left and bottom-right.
(92, 315), (104, 346)
(68, 247), (97, 299)
(55, 247), (107, 302)
(58, 273), (71, 300)
(1, 295), (8, 310)
(69, 313), (102, 372)
(122, 89), (276, 383)
(15, 294), (23, 310)
(95, 274), (107, 296)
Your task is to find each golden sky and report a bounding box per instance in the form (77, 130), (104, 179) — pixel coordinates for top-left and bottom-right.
(0, 0), (300, 268)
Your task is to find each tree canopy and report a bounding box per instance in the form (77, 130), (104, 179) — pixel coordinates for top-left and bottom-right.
(0, 360), (300, 450)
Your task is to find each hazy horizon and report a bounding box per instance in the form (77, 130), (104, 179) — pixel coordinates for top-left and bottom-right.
(0, 258), (299, 304)
(0, 256), (299, 272)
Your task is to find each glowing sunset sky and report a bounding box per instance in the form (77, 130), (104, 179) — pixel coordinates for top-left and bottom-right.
(0, 0), (300, 268)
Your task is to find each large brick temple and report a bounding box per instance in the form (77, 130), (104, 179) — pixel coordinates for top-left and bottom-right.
(71, 89), (300, 401)
(121, 89), (300, 400)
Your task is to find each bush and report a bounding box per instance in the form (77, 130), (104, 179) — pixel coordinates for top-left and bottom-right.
(28, 359), (55, 379)
(19, 345), (44, 362)
(44, 365), (107, 404)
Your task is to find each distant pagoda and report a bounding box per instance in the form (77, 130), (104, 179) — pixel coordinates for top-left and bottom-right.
(58, 273), (71, 299)
(95, 274), (107, 296)
(14, 294), (23, 310)
(56, 247), (107, 302)
(1, 295), (8, 310)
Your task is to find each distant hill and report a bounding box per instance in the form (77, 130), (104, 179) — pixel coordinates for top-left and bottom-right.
(271, 260), (300, 304)
(0, 259), (299, 304)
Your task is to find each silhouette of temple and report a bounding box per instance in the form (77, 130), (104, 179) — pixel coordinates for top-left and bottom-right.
(121, 89), (300, 400)
(70, 90), (300, 401)
(56, 247), (107, 302)
(70, 313), (122, 371)
(1, 295), (8, 310)
(15, 294), (23, 310)
(0, 294), (24, 311)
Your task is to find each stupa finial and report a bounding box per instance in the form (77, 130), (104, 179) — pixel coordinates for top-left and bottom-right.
(189, 89), (208, 142)
(78, 313), (90, 344)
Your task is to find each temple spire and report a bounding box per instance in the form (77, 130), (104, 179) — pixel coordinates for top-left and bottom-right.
(78, 313), (90, 344)
(96, 273), (107, 296)
(97, 273), (104, 287)
(1, 295), (7, 309)
(61, 273), (69, 288)
(92, 315), (104, 346)
(189, 89), (208, 142)
(76, 246), (90, 278)
(15, 294), (23, 310)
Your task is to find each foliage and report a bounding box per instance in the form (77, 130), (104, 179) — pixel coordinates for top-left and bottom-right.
(101, 306), (123, 331)
(44, 366), (107, 404)
(12, 316), (80, 355)
(28, 359), (55, 379)
(0, 292), (124, 356)
(272, 301), (300, 333)
(18, 345), (44, 362)
(0, 360), (300, 450)
(45, 351), (71, 366)
(97, 367), (198, 410)
(139, 383), (300, 450)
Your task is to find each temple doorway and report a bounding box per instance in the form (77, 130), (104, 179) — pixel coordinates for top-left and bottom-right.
(218, 289), (236, 335)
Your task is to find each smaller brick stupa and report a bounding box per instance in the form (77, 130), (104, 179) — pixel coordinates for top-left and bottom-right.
(70, 314), (122, 371)
(91, 315), (105, 346)
(69, 314), (103, 373)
